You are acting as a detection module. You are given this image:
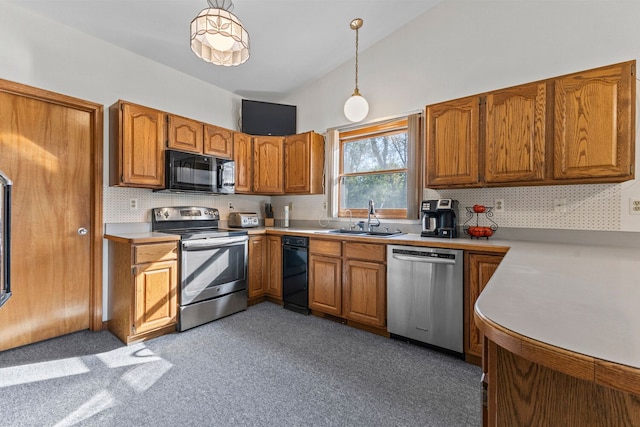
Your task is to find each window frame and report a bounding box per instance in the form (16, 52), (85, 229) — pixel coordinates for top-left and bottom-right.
(337, 118), (410, 220)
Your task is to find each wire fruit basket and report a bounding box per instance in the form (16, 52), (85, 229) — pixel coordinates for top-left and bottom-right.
(463, 205), (498, 239)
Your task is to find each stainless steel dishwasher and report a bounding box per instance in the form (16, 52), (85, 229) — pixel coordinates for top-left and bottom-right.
(387, 245), (463, 355)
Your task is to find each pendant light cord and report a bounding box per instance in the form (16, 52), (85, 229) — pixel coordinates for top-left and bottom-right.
(354, 26), (359, 92)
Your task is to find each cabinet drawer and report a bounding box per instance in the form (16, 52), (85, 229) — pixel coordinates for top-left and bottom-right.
(135, 242), (178, 264)
(310, 239), (342, 256)
(344, 242), (385, 262)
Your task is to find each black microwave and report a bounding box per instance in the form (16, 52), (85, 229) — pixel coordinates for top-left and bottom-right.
(159, 149), (235, 194)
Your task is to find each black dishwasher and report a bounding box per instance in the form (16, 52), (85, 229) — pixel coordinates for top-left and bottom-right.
(282, 235), (309, 314)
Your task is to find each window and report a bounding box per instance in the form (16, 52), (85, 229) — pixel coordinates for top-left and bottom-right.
(332, 114), (421, 220)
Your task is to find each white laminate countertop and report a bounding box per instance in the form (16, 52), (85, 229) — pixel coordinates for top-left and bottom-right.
(475, 240), (640, 370)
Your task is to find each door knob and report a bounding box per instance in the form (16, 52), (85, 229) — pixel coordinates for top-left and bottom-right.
(78, 227), (88, 236)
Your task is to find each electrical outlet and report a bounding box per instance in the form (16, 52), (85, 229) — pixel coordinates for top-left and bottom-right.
(629, 198), (640, 215)
(323, 201), (327, 210)
(288, 202), (293, 211)
(129, 199), (138, 210)
(228, 202), (234, 210)
(494, 199), (504, 212)
(553, 198), (567, 213)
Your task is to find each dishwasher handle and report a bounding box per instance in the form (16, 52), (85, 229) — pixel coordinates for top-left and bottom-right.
(391, 253), (457, 265)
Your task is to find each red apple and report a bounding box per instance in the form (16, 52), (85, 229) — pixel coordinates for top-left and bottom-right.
(473, 204), (486, 213)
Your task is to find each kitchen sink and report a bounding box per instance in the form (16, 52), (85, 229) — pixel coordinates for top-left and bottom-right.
(320, 229), (404, 238)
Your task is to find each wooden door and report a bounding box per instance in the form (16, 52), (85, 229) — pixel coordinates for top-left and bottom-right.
(248, 235), (266, 298)
(266, 235), (282, 298)
(233, 132), (252, 193)
(284, 132), (310, 193)
(134, 260), (178, 335)
(253, 136), (284, 194)
(167, 114), (203, 153)
(425, 95), (480, 188)
(204, 124), (233, 158)
(466, 253), (503, 360)
(0, 83), (102, 351)
(485, 82), (547, 183)
(343, 259), (386, 327)
(308, 254), (342, 315)
(114, 102), (165, 188)
(553, 61), (635, 181)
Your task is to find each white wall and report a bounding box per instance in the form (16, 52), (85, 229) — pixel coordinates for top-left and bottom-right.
(282, 0), (640, 233)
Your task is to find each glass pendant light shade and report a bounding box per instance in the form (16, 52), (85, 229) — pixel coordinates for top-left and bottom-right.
(344, 90), (369, 123)
(190, 0), (250, 67)
(344, 18), (368, 122)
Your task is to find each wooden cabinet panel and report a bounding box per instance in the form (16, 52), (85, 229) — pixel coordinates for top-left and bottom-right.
(134, 260), (178, 335)
(553, 61), (634, 181)
(425, 95), (480, 187)
(253, 136), (284, 194)
(485, 82), (547, 183)
(309, 239), (342, 257)
(111, 101), (165, 188)
(108, 240), (178, 344)
(266, 235), (282, 298)
(343, 259), (386, 327)
(344, 242), (385, 262)
(233, 131), (253, 193)
(248, 235), (266, 298)
(204, 124), (233, 158)
(309, 254), (342, 316)
(284, 131), (325, 194)
(466, 252), (503, 362)
(167, 114), (203, 153)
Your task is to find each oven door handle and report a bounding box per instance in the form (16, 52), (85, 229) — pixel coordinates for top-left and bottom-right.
(182, 236), (248, 250)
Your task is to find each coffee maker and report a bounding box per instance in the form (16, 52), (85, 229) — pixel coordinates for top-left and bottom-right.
(420, 199), (459, 238)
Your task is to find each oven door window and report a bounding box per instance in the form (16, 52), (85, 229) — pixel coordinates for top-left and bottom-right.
(180, 240), (247, 305)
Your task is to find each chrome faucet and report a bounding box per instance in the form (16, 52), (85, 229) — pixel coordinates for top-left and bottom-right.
(367, 199), (381, 232)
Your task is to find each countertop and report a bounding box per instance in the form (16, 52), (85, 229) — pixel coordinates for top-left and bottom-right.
(104, 226), (640, 373)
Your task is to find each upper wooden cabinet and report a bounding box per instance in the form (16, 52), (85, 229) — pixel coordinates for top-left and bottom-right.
(284, 131), (325, 194)
(425, 60), (635, 189)
(253, 135), (285, 194)
(484, 82), (547, 184)
(233, 131), (253, 194)
(167, 114), (203, 153)
(425, 95), (480, 187)
(553, 61), (634, 181)
(110, 101), (165, 188)
(204, 124), (233, 158)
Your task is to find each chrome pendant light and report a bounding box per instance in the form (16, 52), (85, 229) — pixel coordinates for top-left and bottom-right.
(343, 18), (369, 122)
(190, 0), (250, 67)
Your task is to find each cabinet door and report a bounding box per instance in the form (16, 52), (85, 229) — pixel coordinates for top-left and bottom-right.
(233, 132), (253, 193)
(134, 260), (178, 335)
(309, 254), (342, 316)
(248, 235), (266, 298)
(266, 235), (282, 298)
(553, 61), (634, 181)
(204, 124), (233, 158)
(167, 114), (203, 153)
(425, 95), (480, 187)
(284, 132), (325, 194)
(253, 136), (284, 194)
(343, 259), (386, 327)
(466, 253), (503, 359)
(118, 102), (165, 188)
(485, 82), (547, 183)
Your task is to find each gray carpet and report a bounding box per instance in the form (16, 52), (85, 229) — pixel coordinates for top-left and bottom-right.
(0, 302), (481, 426)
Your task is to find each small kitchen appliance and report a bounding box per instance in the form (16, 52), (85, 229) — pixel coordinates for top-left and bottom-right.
(420, 199), (459, 238)
(228, 212), (259, 228)
(157, 150), (235, 194)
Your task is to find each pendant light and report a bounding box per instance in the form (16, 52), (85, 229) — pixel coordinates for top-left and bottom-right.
(190, 0), (250, 67)
(343, 18), (369, 122)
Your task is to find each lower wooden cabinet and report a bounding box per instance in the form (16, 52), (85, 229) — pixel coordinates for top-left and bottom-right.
(308, 239), (387, 329)
(266, 235), (282, 299)
(108, 240), (178, 344)
(248, 235), (267, 300)
(465, 251), (504, 364)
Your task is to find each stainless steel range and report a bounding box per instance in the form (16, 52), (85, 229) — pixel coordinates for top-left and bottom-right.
(152, 206), (249, 331)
